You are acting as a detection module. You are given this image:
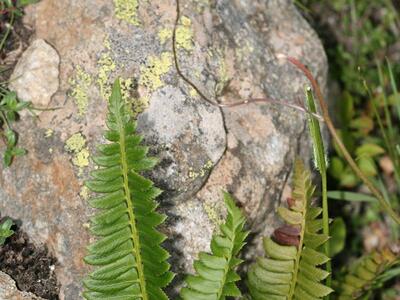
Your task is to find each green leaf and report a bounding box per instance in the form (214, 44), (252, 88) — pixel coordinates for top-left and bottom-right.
(3, 148), (12, 167)
(328, 217), (346, 257)
(355, 143), (385, 158)
(0, 218), (14, 245)
(84, 79), (173, 300)
(5, 129), (16, 147)
(327, 191), (377, 202)
(180, 192), (249, 300)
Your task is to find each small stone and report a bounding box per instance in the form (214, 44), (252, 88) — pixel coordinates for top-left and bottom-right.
(9, 39), (60, 114)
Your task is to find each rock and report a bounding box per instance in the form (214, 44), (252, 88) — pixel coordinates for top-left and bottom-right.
(0, 271), (44, 300)
(9, 39), (60, 113)
(0, 0), (327, 298)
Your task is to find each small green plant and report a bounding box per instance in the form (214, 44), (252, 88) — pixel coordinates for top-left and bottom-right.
(247, 159), (333, 299)
(0, 91), (28, 166)
(180, 192), (249, 300)
(335, 247), (399, 299)
(83, 79), (173, 300)
(0, 217), (13, 245)
(0, 0), (39, 166)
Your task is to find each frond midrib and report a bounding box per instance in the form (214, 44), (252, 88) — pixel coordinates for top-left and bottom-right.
(117, 109), (148, 300)
(217, 222), (236, 299)
(287, 176), (307, 300)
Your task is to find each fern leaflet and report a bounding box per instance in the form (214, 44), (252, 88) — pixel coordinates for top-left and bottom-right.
(180, 192), (249, 300)
(336, 247), (399, 299)
(247, 159), (333, 300)
(83, 79), (173, 300)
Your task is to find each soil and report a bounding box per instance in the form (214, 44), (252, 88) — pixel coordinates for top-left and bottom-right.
(0, 224), (60, 300)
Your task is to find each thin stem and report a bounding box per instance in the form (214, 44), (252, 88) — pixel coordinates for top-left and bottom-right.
(0, 10), (14, 52)
(279, 54), (400, 225)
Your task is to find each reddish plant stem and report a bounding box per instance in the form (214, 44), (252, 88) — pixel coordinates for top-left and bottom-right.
(279, 54), (400, 225)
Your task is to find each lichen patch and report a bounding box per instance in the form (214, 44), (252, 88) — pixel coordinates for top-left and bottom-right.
(97, 38), (116, 100)
(113, 0), (140, 26)
(139, 52), (172, 92)
(176, 16), (194, 51)
(65, 133), (90, 175)
(69, 66), (92, 116)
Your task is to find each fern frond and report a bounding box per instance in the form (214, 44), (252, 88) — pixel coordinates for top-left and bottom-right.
(83, 79), (173, 300)
(247, 159), (333, 300)
(180, 192), (249, 300)
(336, 247), (399, 299)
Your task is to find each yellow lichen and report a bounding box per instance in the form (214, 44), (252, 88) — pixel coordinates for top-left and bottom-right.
(215, 56), (229, 96)
(189, 87), (198, 97)
(45, 129), (53, 138)
(158, 28), (173, 45)
(113, 0), (140, 26)
(203, 201), (224, 227)
(235, 41), (254, 62)
(120, 77), (134, 103)
(120, 78), (149, 117)
(65, 133), (90, 174)
(139, 52), (172, 91)
(69, 66), (92, 116)
(79, 185), (90, 200)
(97, 38), (116, 100)
(188, 160), (213, 179)
(132, 96), (150, 117)
(176, 16), (194, 51)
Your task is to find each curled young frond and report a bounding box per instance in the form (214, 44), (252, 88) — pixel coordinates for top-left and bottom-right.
(180, 192), (249, 300)
(247, 159), (333, 300)
(83, 79), (173, 300)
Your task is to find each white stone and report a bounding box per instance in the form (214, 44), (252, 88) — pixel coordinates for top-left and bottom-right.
(9, 39), (60, 114)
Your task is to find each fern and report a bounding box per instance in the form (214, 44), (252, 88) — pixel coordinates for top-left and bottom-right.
(247, 159), (333, 300)
(180, 192), (249, 300)
(83, 79), (173, 300)
(336, 247), (399, 299)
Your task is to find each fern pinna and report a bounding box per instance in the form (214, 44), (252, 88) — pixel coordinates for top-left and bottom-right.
(83, 79), (173, 300)
(247, 159), (333, 300)
(180, 192), (249, 300)
(337, 247), (399, 299)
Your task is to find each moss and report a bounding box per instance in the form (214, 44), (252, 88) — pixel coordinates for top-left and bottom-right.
(69, 66), (92, 116)
(139, 52), (172, 91)
(176, 16), (194, 51)
(97, 38), (116, 100)
(65, 133), (90, 174)
(113, 0), (140, 26)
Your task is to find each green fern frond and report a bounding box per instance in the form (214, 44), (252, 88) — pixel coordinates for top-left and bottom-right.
(180, 192), (249, 300)
(247, 159), (333, 300)
(336, 247), (399, 299)
(83, 79), (173, 300)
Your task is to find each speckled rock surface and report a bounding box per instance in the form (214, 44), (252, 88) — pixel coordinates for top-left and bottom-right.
(0, 0), (327, 298)
(0, 272), (44, 300)
(9, 39), (60, 113)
